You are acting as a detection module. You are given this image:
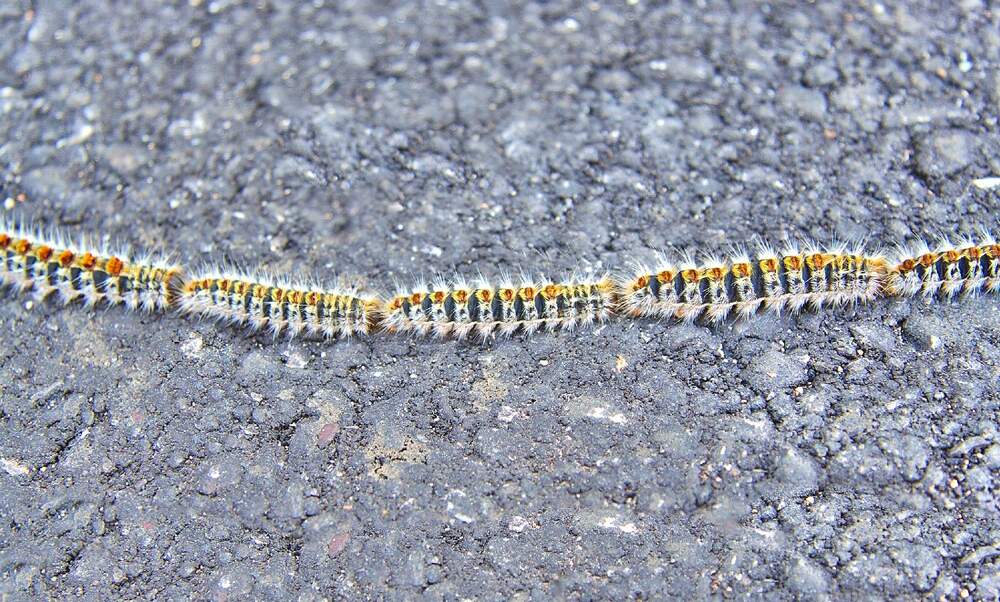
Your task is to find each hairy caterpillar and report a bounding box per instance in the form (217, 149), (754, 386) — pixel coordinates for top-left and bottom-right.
(5, 215), (1000, 342)
(380, 274), (615, 339)
(885, 233), (1000, 298)
(617, 243), (887, 323)
(177, 268), (381, 338)
(0, 219), (182, 311)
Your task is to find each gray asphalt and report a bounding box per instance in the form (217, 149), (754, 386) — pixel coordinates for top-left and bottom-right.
(1, 0), (998, 599)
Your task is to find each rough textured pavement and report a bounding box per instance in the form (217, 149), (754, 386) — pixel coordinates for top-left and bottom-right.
(1, 0), (999, 599)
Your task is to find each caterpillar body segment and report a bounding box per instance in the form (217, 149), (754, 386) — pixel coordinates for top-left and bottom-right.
(0, 220), (183, 311)
(727, 251), (762, 320)
(617, 244), (887, 324)
(177, 268), (381, 339)
(381, 274), (615, 339)
(885, 233), (1000, 299)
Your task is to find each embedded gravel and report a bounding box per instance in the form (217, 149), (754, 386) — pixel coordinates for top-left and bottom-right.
(1, 1), (999, 599)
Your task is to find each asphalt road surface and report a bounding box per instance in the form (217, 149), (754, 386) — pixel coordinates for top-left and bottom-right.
(1, 1), (998, 599)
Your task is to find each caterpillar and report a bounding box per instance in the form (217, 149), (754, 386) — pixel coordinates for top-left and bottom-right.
(176, 267), (381, 338)
(4, 215), (999, 342)
(0, 218), (182, 311)
(617, 243), (888, 323)
(380, 273), (615, 339)
(885, 233), (1000, 299)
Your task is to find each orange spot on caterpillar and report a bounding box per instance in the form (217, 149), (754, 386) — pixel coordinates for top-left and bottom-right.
(657, 270), (674, 283)
(432, 291), (446, 304)
(410, 292), (424, 305)
(35, 245), (53, 261)
(963, 247), (981, 260)
(919, 253), (936, 267)
(453, 289), (469, 303)
(759, 258), (777, 272)
(106, 256), (124, 276)
(681, 269), (699, 283)
(703, 267), (725, 281)
(900, 258), (915, 271)
(806, 254), (826, 270)
(79, 252), (97, 269)
(518, 286), (535, 301)
(499, 288), (515, 302)
(476, 289), (492, 302)
(945, 249), (960, 263)
(633, 275), (649, 290)
(0, 233), (9, 248)
(388, 297), (403, 311)
(783, 255), (802, 270)
(731, 263), (750, 278)
(542, 284), (560, 299)
(58, 250), (75, 266)
(13, 239), (30, 254)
